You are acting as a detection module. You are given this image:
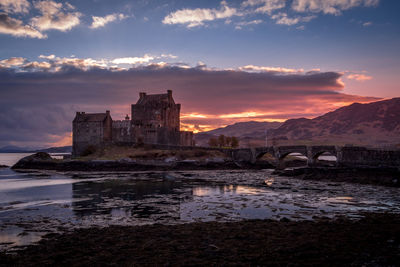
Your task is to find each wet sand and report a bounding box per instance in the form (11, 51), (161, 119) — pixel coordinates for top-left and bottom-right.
(1, 212), (399, 266)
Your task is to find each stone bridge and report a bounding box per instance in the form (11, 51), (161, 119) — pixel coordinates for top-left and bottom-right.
(114, 143), (400, 169)
(228, 145), (400, 169)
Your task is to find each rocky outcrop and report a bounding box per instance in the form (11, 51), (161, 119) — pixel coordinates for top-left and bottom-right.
(11, 152), (54, 169)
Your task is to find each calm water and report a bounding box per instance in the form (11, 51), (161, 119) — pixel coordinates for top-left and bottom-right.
(0, 153), (34, 167)
(0, 153), (399, 251)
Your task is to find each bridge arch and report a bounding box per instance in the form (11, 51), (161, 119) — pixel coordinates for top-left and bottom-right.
(312, 151), (338, 166)
(274, 146), (309, 169)
(310, 146), (338, 166)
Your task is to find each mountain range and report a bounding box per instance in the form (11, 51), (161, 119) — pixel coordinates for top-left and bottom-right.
(1, 98), (399, 151)
(195, 98), (400, 148)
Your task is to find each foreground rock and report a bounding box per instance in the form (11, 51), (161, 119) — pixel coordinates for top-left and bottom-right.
(274, 166), (400, 187)
(1, 213), (399, 266)
(12, 152), (272, 171)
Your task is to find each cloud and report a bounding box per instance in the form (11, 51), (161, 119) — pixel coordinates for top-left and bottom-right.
(0, 57), (26, 67)
(347, 73), (372, 81)
(90, 13), (128, 29)
(241, 0), (286, 14)
(22, 54), (178, 71)
(271, 12), (315, 25)
(235, 19), (262, 29)
(239, 65), (304, 73)
(292, 0), (380, 15)
(0, 13), (46, 38)
(30, 0), (81, 32)
(162, 0), (241, 28)
(39, 54), (56, 60)
(0, 0), (30, 13)
(362, 21), (372, 26)
(22, 61), (52, 70)
(0, 58), (378, 147)
(162, 0), (379, 29)
(112, 54), (155, 65)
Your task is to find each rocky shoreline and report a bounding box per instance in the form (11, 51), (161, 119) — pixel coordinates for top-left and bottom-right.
(11, 152), (272, 171)
(11, 153), (400, 187)
(1, 213), (399, 266)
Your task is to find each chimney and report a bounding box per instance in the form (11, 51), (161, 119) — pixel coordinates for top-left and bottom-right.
(125, 114), (130, 120)
(106, 110), (110, 116)
(76, 111), (80, 115)
(139, 92), (146, 98)
(167, 90), (172, 100)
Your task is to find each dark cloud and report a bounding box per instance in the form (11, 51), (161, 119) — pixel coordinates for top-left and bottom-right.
(0, 65), (379, 147)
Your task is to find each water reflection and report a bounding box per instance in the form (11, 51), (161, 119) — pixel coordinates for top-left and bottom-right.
(71, 179), (182, 218)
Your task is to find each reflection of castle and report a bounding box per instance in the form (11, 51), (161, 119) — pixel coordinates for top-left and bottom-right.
(72, 90), (194, 156)
(71, 177), (188, 219)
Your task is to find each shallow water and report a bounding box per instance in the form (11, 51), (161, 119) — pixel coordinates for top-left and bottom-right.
(1, 166), (400, 251)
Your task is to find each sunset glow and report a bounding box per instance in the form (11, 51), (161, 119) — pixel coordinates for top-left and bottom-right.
(0, 0), (399, 148)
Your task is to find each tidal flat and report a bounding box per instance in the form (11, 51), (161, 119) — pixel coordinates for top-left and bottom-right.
(1, 167), (400, 255)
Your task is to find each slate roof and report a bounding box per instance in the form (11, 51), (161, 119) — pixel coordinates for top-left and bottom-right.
(136, 93), (174, 105)
(73, 113), (109, 123)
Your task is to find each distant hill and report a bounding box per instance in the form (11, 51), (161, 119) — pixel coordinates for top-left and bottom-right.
(195, 121), (282, 146)
(195, 98), (400, 148)
(0, 145), (72, 153)
(269, 98), (400, 147)
(0, 145), (35, 153)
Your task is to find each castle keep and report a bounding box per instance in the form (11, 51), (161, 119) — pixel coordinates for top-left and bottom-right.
(73, 90), (194, 156)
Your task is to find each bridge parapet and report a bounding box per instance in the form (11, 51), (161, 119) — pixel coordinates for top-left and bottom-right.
(339, 146), (400, 167)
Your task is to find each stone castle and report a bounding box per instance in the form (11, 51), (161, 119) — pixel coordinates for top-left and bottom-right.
(72, 90), (194, 156)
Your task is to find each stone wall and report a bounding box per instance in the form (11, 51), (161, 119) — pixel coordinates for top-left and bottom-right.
(339, 147), (400, 167)
(180, 131), (195, 146)
(112, 120), (131, 143)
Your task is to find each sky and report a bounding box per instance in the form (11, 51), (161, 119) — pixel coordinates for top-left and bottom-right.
(0, 0), (399, 148)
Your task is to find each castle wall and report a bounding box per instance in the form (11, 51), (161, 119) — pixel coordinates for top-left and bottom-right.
(131, 91), (180, 132)
(72, 111), (112, 156)
(73, 121), (104, 156)
(104, 114), (112, 142)
(180, 131), (194, 146)
(112, 120), (131, 142)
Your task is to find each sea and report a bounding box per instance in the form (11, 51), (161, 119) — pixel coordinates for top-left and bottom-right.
(0, 153), (399, 251)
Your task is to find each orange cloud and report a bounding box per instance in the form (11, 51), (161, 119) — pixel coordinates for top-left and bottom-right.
(347, 74), (373, 81)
